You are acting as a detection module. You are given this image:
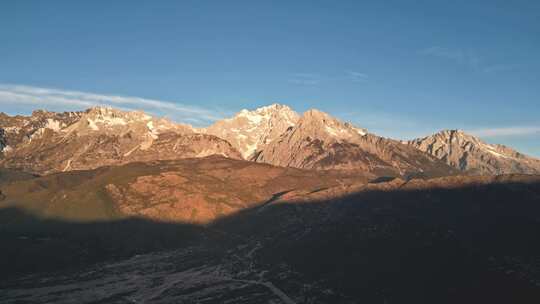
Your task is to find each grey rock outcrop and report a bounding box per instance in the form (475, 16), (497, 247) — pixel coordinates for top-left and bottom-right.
(254, 109), (455, 178)
(408, 129), (540, 175)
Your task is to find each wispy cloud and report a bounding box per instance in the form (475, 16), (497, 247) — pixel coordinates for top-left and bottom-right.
(0, 84), (223, 125)
(420, 46), (481, 69)
(482, 64), (522, 73)
(346, 71), (368, 83)
(287, 73), (321, 86)
(420, 46), (523, 75)
(469, 126), (540, 137)
(288, 71), (369, 86)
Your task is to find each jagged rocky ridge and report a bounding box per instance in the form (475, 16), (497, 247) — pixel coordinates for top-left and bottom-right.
(202, 104), (300, 159)
(408, 129), (540, 175)
(0, 107), (241, 174)
(1, 104), (539, 177)
(253, 109), (456, 178)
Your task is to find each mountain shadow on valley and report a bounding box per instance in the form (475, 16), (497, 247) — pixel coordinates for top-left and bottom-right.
(0, 209), (208, 281)
(2, 177), (540, 303)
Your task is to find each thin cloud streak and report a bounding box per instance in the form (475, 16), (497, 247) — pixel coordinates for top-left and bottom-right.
(0, 84), (223, 125)
(469, 126), (540, 137)
(482, 64), (522, 73)
(287, 73), (321, 86)
(420, 46), (481, 69)
(347, 71), (368, 83)
(420, 46), (521, 75)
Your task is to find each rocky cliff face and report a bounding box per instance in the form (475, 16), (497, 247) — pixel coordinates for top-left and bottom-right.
(1, 105), (538, 178)
(408, 130), (540, 175)
(203, 104), (299, 159)
(0, 107), (241, 174)
(0, 128), (6, 153)
(0, 110), (82, 153)
(254, 109), (455, 178)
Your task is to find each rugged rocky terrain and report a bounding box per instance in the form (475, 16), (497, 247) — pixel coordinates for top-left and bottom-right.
(0, 107), (241, 174)
(0, 110), (83, 153)
(0, 156), (370, 223)
(254, 109), (456, 178)
(408, 129), (540, 175)
(203, 104), (300, 159)
(2, 105), (539, 177)
(2, 105), (540, 302)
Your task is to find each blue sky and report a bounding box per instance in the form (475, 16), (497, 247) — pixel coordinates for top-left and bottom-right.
(1, 1), (539, 156)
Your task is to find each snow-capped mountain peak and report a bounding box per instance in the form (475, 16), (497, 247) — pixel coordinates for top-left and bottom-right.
(203, 104), (300, 159)
(61, 107), (193, 137)
(252, 108), (454, 177)
(2, 104), (538, 177)
(296, 109), (367, 142)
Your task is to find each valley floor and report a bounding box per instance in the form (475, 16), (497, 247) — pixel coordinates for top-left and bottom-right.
(1, 240), (343, 304)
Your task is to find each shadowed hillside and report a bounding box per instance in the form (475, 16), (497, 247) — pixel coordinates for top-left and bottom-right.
(0, 208), (208, 279)
(1, 172), (540, 303)
(213, 176), (540, 303)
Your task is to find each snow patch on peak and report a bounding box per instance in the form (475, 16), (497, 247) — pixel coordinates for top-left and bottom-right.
(486, 149), (511, 159)
(45, 119), (63, 131)
(324, 125), (340, 137)
(87, 119), (99, 131)
(139, 113), (153, 121)
(254, 103), (291, 113)
(354, 127), (367, 136)
(87, 107), (153, 126)
(95, 115), (127, 126)
(147, 121), (160, 139)
(244, 141), (259, 158)
(2, 145), (13, 153)
(204, 104), (300, 159)
(479, 142), (513, 159)
(238, 110), (263, 125)
(87, 106), (115, 115)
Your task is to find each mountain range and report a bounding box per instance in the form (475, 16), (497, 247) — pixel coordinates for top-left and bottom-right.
(0, 107), (240, 174)
(2, 104), (540, 302)
(1, 104), (539, 177)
